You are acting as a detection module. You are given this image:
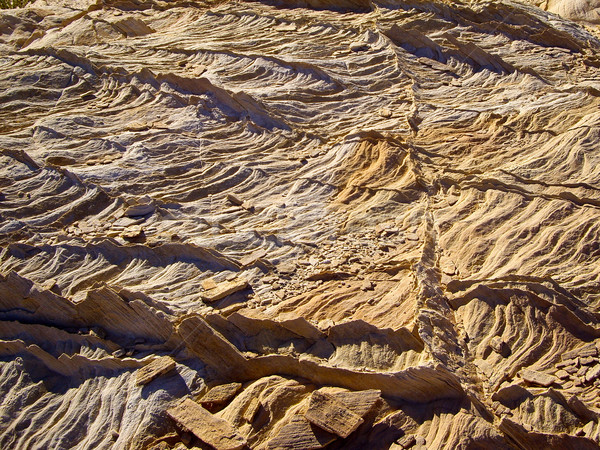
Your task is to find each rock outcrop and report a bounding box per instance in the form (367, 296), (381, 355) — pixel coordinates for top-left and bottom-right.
(1, 0), (600, 447)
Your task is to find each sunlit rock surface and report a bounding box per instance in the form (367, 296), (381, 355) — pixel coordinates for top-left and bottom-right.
(1, 0), (600, 447)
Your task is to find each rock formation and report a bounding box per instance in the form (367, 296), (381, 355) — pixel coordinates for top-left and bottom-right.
(1, 0), (600, 447)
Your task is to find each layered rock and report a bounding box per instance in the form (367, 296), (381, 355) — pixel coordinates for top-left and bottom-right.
(1, 0), (600, 447)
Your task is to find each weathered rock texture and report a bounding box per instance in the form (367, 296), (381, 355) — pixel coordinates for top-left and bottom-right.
(1, 0), (600, 447)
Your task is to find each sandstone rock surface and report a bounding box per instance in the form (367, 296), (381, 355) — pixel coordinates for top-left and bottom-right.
(1, 0), (600, 447)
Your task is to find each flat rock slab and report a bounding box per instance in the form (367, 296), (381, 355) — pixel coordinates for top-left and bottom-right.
(201, 278), (218, 290)
(136, 356), (176, 386)
(267, 415), (336, 449)
(199, 382), (242, 406)
(201, 280), (248, 303)
(125, 203), (155, 217)
(520, 368), (557, 387)
(227, 193), (244, 206)
(330, 389), (381, 418)
(585, 364), (600, 382)
(243, 397), (261, 423)
(396, 434), (417, 449)
(167, 398), (246, 450)
(240, 249), (268, 267)
(304, 390), (364, 438)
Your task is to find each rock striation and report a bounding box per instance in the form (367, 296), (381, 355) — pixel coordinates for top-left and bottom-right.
(1, 0), (600, 447)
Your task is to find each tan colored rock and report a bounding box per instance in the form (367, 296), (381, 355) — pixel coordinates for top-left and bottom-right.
(567, 395), (597, 422)
(166, 398), (246, 450)
(199, 382), (242, 406)
(277, 262), (296, 275)
(201, 279), (248, 303)
(124, 203), (155, 217)
(329, 389), (381, 417)
(3, 0), (600, 446)
(304, 390), (364, 438)
(585, 364), (600, 383)
(267, 415), (336, 449)
(489, 336), (510, 357)
(242, 397), (261, 423)
(360, 280), (375, 291)
(565, 365), (579, 374)
(397, 434), (416, 449)
(240, 249), (268, 267)
(201, 278), (218, 290)
(556, 359), (575, 369)
(491, 401), (511, 416)
(380, 107), (392, 118)
(136, 356), (176, 386)
(227, 193), (244, 206)
(562, 344), (598, 361)
(580, 356), (595, 365)
(520, 369), (558, 387)
(121, 225), (143, 239)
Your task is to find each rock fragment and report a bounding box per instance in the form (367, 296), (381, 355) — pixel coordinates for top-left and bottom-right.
(489, 336), (510, 357)
(267, 415), (336, 449)
(304, 390), (364, 438)
(243, 397), (261, 423)
(201, 278), (218, 290)
(227, 193), (244, 206)
(580, 356), (595, 365)
(201, 279), (248, 303)
(277, 262), (296, 275)
(396, 434), (416, 449)
(167, 398), (246, 450)
(329, 389), (381, 417)
(565, 364), (579, 374)
(380, 107), (392, 118)
(125, 202), (155, 217)
(240, 249), (268, 267)
(46, 155), (76, 166)
(199, 382), (242, 407)
(567, 395), (597, 422)
(562, 344), (598, 361)
(520, 368), (557, 387)
(585, 364), (600, 383)
(136, 356), (176, 385)
(360, 280), (375, 291)
(121, 225), (144, 239)
(349, 41), (369, 52)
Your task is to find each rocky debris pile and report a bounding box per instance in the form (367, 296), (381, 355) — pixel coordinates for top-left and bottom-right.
(553, 342), (600, 389)
(160, 380), (400, 449)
